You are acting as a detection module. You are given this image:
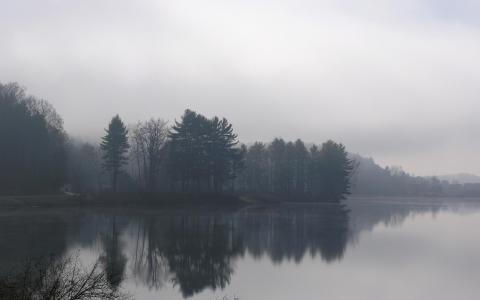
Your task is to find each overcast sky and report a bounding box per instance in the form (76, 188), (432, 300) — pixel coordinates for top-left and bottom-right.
(1, 0), (480, 176)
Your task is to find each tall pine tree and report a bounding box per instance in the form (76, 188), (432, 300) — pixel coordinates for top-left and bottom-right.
(101, 115), (129, 192)
(168, 109), (243, 193)
(318, 140), (354, 200)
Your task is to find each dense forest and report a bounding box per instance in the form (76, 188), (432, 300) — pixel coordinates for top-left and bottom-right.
(0, 82), (353, 201)
(0, 83), (67, 194)
(2, 81), (479, 200)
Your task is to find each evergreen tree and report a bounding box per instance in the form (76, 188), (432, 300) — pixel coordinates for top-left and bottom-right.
(168, 110), (208, 191)
(318, 140), (354, 200)
(268, 138), (287, 194)
(168, 109), (243, 193)
(207, 117), (241, 192)
(242, 142), (269, 192)
(293, 139), (308, 195)
(101, 115), (129, 192)
(285, 141), (296, 196)
(308, 144), (323, 197)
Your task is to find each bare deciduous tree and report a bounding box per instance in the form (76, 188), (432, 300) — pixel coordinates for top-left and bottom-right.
(130, 118), (168, 192)
(0, 255), (130, 300)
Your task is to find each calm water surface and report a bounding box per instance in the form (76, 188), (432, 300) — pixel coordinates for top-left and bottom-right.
(1, 198), (480, 300)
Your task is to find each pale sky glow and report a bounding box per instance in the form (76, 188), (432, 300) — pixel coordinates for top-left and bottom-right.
(1, 0), (480, 175)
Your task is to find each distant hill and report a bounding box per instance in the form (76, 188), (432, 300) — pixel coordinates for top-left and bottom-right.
(348, 154), (480, 197)
(436, 173), (480, 184)
(347, 153), (432, 196)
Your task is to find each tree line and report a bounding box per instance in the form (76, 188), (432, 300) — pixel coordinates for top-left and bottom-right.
(0, 82), (354, 201)
(236, 139), (354, 200)
(89, 111), (354, 201)
(0, 82), (67, 194)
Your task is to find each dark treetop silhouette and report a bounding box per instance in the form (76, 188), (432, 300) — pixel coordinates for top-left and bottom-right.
(0, 82), (67, 195)
(167, 109), (244, 194)
(101, 115), (130, 193)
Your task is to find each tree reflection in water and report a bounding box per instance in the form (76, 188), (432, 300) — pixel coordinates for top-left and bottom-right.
(129, 203), (349, 297)
(0, 200), (448, 298)
(100, 216), (127, 290)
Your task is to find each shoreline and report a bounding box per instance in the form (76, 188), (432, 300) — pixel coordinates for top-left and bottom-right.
(1, 194), (480, 209)
(0, 193), (252, 209)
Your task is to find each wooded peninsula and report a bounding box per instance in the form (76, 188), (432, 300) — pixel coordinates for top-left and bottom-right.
(0, 82), (353, 203)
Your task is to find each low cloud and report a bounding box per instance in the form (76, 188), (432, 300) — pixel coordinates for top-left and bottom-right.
(1, 0), (480, 175)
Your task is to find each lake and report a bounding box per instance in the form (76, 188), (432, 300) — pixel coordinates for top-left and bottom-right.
(1, 197), (480, 300)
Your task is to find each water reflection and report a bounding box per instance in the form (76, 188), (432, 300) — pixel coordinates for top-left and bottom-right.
(100, 216), (127, 289)
(238, 204), (350, 263)
(0, 199), (471, 298)
(131, 214), (242, 297)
